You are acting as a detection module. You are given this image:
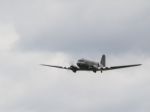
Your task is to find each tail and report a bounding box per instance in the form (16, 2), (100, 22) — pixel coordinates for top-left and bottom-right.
(100, 54), (106, 67)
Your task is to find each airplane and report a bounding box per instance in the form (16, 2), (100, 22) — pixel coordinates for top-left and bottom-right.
(41, 54), (142, 73)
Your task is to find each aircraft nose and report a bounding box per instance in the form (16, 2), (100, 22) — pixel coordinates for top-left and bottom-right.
(77, 62), (83, 67)
(77, 62), (80, 66)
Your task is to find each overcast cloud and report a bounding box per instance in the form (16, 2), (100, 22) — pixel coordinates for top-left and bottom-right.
(0, 0), (150, 53)
(0, 0), (150, 112)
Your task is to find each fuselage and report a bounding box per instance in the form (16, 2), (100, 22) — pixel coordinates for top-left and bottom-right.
(77, 58), (99, 70)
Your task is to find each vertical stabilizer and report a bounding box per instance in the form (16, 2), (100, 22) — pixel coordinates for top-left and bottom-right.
(100, 54), (106, 67)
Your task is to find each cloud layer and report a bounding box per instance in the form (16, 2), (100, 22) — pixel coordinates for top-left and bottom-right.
(0, 0), (150, 112)
(0, 50), (149, 112)
(0, 0), (150, 54)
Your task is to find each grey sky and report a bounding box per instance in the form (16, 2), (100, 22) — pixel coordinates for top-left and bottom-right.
(0, 0), (150, 54)
(0, 0), (150, 112)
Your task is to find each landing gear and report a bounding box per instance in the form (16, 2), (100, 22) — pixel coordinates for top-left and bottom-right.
(72, 69), (77, 73)
(70, 65), (78, 73)
(93, 71), (96, 73)
(100, 69), (103, 73)
(93, 69), (97, 73)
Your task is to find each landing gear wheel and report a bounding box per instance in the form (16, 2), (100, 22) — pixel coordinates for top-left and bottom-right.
(73, 69), (77, 73)
(93, 70), (97, 73)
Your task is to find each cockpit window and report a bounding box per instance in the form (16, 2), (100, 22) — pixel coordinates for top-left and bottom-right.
(78, 59), (85, 62)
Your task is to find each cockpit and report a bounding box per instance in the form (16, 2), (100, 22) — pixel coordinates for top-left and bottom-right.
(78, 58), (85, 63)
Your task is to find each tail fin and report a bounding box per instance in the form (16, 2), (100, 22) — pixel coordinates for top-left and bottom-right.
(100, 54), (106, 67)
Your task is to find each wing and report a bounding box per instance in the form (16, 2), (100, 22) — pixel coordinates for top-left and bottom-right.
(40, 64), (70, 70)
(101, 64), (142, 71)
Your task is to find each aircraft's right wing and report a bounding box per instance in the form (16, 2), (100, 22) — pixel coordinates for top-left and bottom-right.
(40, 64), (70, 70)
(102, 64), (142, 71)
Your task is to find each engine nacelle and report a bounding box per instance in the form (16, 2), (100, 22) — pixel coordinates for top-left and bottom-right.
(90, 66), (98, 73)
(70, 65), (78, 73)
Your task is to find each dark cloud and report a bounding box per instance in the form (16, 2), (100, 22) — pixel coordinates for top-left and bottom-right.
(0, 0), (150, 54)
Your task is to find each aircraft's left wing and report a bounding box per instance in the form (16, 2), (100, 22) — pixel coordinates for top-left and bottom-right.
(40, 64), (70, 70)
(101, 64), (142, 71)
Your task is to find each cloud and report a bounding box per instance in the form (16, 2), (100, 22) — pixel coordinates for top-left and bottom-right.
(0, 23), (18, 51)
(0, 46), (149, 112)
(1, 0), (148, 54)
(0, 0), (150, 112)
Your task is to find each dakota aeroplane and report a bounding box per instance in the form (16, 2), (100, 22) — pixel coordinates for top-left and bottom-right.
(41, 54), (141, 73)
